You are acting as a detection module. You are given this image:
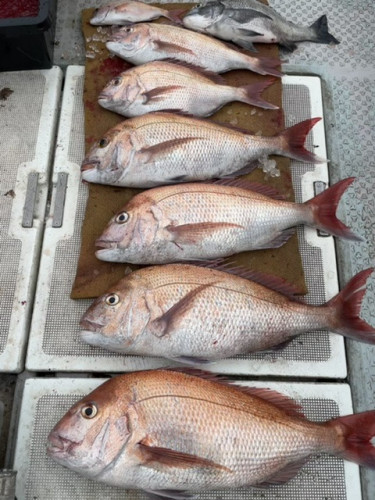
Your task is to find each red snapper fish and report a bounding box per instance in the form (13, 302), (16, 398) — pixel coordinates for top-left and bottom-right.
(90, 1), (185, 26)
(95, 178), (360, 264)
(106, 23), (282, 76)
(98, 61), (278, 118)
(47, 370), (375, 498)
(81, 113), (323, 188)
(80, 264), (375, 362)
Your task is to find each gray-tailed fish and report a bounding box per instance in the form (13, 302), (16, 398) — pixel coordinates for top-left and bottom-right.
(183, 1), (340, 52)
(90, 1), (185, 26)
(95, 178), (360, 264)
(47, 369), (375, 498)
(81, 113), (323, 188)
(98, 61), (278, 118)
(106, 23), (282, 76)
(80, 264), (375, 362)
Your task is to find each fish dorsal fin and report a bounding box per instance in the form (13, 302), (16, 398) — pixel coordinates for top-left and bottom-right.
(162, 369), (304, 418)
(255, 458), (308, 486)
(161, 59), (226, 85)
(197, 261), (301, 298)
(210, 179), (285, 200)
(138, 440), (231, 471)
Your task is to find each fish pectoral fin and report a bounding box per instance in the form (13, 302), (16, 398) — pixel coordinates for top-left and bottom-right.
(137, 137), (200, 164)
(166, 222), (243, 246)
(237, 28), (264, 37)
(141, 86), (183, 104)
(233, 38), (257, 52)
(138, 440), (231, 472)
(145, 489), (197, 500)
(149, 283), (213, 338)
(255, 458), (308, 486)
(154, 40), (194, 56)
(256, 227), (295, 249)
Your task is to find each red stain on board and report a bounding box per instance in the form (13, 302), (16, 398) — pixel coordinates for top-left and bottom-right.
(99, 57), (131, 78)
(0, 0), (39, 18)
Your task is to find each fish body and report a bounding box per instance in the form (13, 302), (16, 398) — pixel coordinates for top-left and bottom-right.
(81, 113), (323, 188)
(95, 178), (359, 264)
(98, 61), (278, 118)
(106, 23), (282, 76)
(47, 370), (375, 496)
(80, 264), (375, 361)
(90, 1), (184, 25)
(183, 1), (340, 52)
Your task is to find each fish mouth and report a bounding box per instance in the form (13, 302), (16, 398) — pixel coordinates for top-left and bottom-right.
(47, 431), (78, 458)
(98, 92), (110, 102)
(81, 159), (100, 172)
(95, 239), (118, 250)
(80, 318), (105, 332)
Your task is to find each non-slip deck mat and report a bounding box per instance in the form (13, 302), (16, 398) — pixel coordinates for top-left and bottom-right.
(13, 378), (361, 499)
(26, 68), (346, 377)
(0, 67), (62, 373)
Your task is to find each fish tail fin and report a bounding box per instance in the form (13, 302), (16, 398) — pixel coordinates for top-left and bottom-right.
(239, 78), (279, 110)
(277, 117), (326, 163)
(166, 8), (187, 24)
(327, 411), (375, 467)
(310, 15), (340, 45)
(303, 177), (362, 241)
(327, 268), (375, 342)
(250, 56), (283, 77)
(304, 177), (362, 240)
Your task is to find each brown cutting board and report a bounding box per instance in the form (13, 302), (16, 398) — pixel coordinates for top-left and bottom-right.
(71, 2), (307, 298)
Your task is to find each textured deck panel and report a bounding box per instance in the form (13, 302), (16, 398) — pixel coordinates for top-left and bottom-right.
(13, 378), (361, 500)
(0, 67), (62, 373)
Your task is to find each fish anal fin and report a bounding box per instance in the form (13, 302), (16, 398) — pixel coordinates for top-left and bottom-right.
(154, 40), (194, 56)
(256, 227), (295, 249)
(256, 458), (308, 486)
(262, 337), (295, 351)
(166, 222), (243, 245)
(138, 137), (200, 163)
(146, 490), (196, 500)
(142, 85), (183, 104)
(149, 283), (212, 338)
(138, 440), (231, 472)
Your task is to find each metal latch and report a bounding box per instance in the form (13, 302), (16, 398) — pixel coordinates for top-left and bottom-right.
(22, 172), (39, 228)
(52, 173), (68, 228)
(0, 470), (16, 500)
(313, 181), (330, 237)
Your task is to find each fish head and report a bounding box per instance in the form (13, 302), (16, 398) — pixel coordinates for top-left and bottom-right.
(80, 275), (150, 352)
(81, 126), (134, 185)
(98, 71), (141, 111)
(95, 193), (159, 263)
(90, 4), (114, 25)
(47, 378), (133, 476)
(183, 2), (224, 31)
(106, 24), (151, 56)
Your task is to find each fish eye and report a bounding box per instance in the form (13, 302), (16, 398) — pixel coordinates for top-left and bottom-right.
(112, 77), (122, 86)
(124, 26), (133, 33)
(115, 211), (129, 224)
(81, 403), (98, 419)
(99, 138), (109, 148)
(105, 293), (120, 306)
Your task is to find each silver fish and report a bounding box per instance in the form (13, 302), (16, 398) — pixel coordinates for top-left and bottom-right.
(47, 370), (375, 497)
(106, 22), (282, 76)
(183, 0), (340, 52)
(80, 264), (375, 362)
(90, 1), (185, 26)
(98, 61), (278, 117)
(95, 178), (360, 264)
(81, 113), (323, 188)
